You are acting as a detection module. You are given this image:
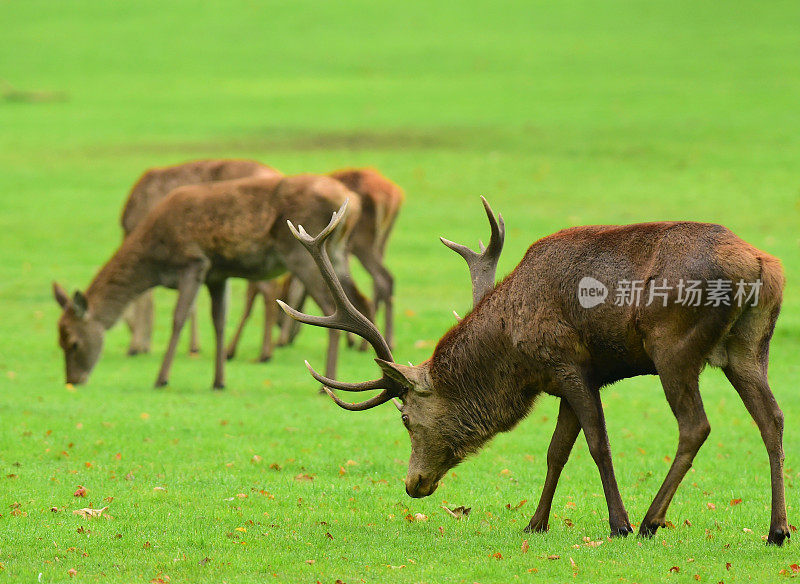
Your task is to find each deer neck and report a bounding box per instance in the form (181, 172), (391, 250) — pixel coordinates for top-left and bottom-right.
(85, 242), (158, 330)
(430, 295), (542, 445)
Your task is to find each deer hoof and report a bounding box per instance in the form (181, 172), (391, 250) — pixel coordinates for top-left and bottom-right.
(610, 524), (634, 538)
(258, 355), (272, 363)
(767, 528), (790, 546)
(213, 383), (225, 391)
(637, 522), (659, 538)
(154, 379), (168, 388)
(523, 518), (549, 533)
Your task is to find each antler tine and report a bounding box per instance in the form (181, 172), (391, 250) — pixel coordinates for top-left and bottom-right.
(321, 386), (396, 411)
(303, 360), (387, 392)
(440, 196), (505, 307)
(279, 200), (403, 409)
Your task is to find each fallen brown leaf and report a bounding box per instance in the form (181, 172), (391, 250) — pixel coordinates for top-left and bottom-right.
(73, 486), (87, 497)
(730, 498), (742, 506)
(669, 566), (680, 573)
(706, 503), (716, 510)
(521, 540), (529, 554)
(506, 499), (528, 511)
(441, 505), (471, 520)
(490, 552), (503, 560)
(294, 474), (314, 482)
(547, 555), (560, 560)
(73, 506), (109, 519)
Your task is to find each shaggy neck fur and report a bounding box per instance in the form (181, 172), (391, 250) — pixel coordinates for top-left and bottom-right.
(428, 283), (542, 457)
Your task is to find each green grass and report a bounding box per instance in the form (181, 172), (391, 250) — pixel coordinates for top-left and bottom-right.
(1, 0), (800, 582)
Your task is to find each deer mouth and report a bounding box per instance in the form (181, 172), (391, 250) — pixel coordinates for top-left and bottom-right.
(405, 474), (440, 498)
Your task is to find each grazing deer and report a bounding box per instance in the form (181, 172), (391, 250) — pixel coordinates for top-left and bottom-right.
(120, 159), (282, 356)
(227, 168), (404, 358)
(54, 175), (371, 389)
(279, 198), (789, 545)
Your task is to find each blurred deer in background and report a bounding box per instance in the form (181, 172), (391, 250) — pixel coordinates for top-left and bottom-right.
(280, 198), (789, 545)
(226, 168), (404, 359)
(54, 175), (371, 389)
(119, 159), (281, 356)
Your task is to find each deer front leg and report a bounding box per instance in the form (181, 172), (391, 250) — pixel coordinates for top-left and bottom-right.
(226, 281), (258, 361)
(559, 374), (632, 537)
(526, 399), (581, 533)
(207, 279), (229, 390)
(188, 304), (200, 354)
(155, 260), (207, 388)
(124, 290), (154, 355)
(639, 366), (710, 538)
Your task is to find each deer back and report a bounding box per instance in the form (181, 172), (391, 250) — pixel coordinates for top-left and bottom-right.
(120, 159), (281, 235)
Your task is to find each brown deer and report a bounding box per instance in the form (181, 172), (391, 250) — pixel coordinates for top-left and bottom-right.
(120, 159), (282, 356)
(53, 174), (371, 389)
(279, 198), (789, 545)
(226, 168), (403, 358)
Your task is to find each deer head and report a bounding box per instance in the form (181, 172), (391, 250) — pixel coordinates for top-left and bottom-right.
(278, 198), (505, 498)
(53, 282), (105, 384)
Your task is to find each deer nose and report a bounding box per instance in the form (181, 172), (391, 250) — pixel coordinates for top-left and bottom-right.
(405, 475), (439, 498)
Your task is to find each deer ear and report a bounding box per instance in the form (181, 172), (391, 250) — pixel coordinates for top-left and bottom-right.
(71, 290), (88, 318)
(53, 282), (70, 308)
(375, 359), (432, 395)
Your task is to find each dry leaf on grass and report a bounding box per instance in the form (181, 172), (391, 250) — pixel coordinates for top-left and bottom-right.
(73, 506), (110, 519)
(294, 474), (314, 482)
(521, 540), (529, 553)
(505, 499), (527, 510)
(73, 486), (87, 497)
(730, 498), (742, 506)
(441, 505), (471, 519)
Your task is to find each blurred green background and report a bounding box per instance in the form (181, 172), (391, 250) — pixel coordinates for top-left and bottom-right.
(1, 1), (798, 582)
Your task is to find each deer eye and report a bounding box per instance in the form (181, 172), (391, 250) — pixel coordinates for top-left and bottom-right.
(401, 414), (410, 428)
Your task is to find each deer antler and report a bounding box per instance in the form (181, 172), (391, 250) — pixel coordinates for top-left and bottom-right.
(277, 200), (404, 411)
(440, 196), (505, 306)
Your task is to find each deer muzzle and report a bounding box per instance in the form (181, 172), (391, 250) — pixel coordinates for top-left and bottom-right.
(405, 474), (439, 498)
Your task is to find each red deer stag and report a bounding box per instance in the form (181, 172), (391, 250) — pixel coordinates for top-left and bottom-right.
(226, 168), (403, 358)
(54, 175), (370, 389)
(279, 198), (789, 545)
(120, 159), (282, 356)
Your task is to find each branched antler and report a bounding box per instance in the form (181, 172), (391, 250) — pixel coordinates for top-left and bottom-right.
(277, 200), (404, 410)
(440, 196), (505, 306)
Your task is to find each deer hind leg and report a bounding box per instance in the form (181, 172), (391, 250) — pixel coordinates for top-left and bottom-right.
(125, 290), (154, 355)
(207, 279), (229, 390)
(277, 276), (306, 347)
(723, 319), (788, 545)
(558, 371), (633, 537)
(526, 399), (581, 533)
(226, 282), (259, 361)
(354, 247), (395, 351)
(257, 280), (278, 362)
(155, 259), (208, 388)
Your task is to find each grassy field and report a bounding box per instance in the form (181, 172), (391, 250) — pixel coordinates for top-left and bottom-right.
(1, 0), (799, 582)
